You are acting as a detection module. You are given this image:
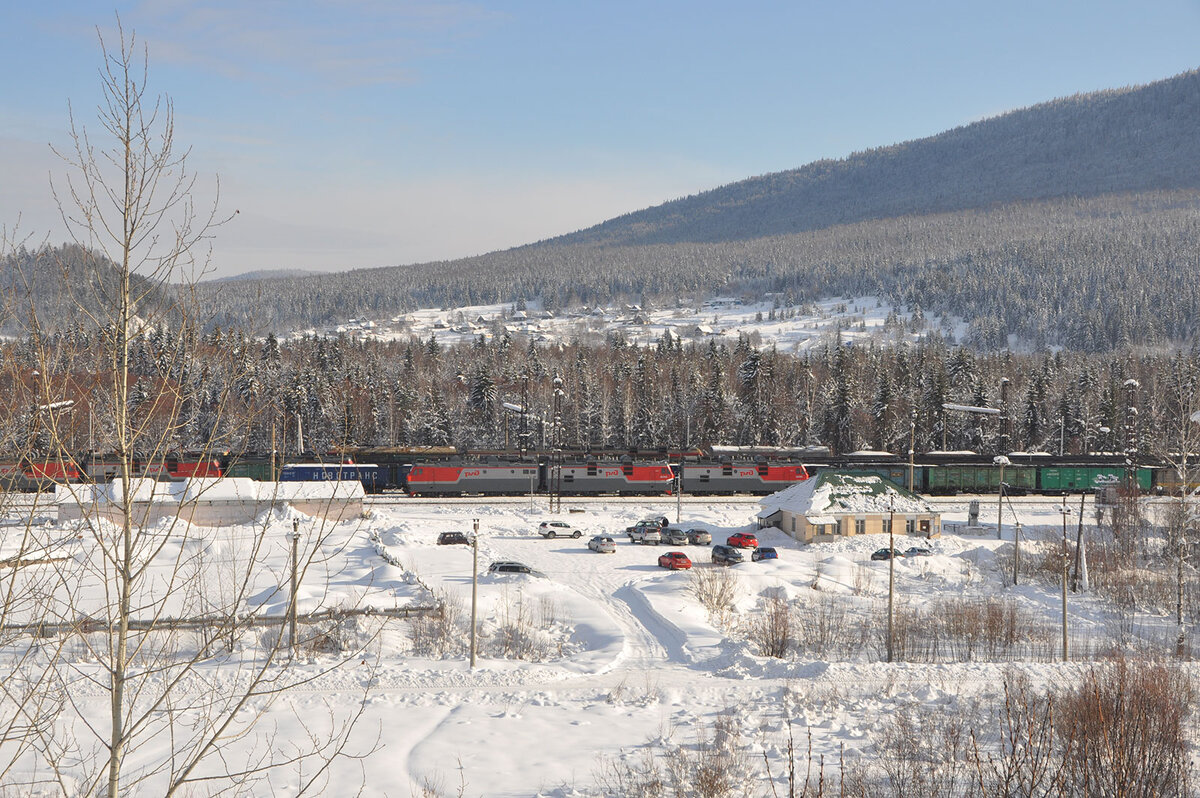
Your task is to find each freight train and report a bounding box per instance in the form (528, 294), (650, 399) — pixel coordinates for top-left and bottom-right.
(0, 454), (221, 492)
(0, 446), (1164, 498)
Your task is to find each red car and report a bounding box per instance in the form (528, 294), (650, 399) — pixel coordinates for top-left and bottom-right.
(658, 551), (692, 570)
(726, 532), (758, 549)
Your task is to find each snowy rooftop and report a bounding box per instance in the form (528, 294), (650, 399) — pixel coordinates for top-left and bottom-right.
(57, 478), (365, 505)
(757, 470), (935, 519)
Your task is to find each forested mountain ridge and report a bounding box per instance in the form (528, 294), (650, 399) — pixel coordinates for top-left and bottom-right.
(98, 68), (1200, 350)
(0, 244), (170, 335)
(556, 69), (1200, 247)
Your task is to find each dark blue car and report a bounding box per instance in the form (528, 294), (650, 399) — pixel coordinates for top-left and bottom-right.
(751, 546), (778, 562)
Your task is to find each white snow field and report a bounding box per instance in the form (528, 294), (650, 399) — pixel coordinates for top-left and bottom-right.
(0, 493), (1186, 795)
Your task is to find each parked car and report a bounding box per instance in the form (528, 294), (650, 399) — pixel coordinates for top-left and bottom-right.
(628, 525), (662, 545)
(751, 546), (778, 562)
(871, 548), (902, 561)
(905, 547), (933, 557)
(588, 535), (617, 553)
(436, 531), (472, 546)
(539, 520), (583, 539)
(658, 551), (692, 570)
(487, 561), (544, 577)
(711, 544), (745, 565)
(625, 518), (666, 536)
(726, 532), (758, 549)
(661, 527), (689, 546)
(685, 528), (712, 545)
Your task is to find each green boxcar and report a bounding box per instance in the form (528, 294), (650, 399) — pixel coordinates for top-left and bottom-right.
(224, 459), (278, 481)
(927, 464), (1035, 494)
(1038, 466), (1151, 493)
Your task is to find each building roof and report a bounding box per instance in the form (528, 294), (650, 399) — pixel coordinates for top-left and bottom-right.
(757, 470), (936, 520)
(58, 477), (365, 505)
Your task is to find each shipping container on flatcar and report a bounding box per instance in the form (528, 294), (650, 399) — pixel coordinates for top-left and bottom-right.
(681, 461), (808, 494)
(279, 462), (385, 493)
(555, 460), (674, 495)
(406, 462), (538, 495)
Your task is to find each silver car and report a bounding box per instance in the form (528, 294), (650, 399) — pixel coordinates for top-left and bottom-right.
(685, 528), (712, 545)
(588, 535), (617, 553)
(661, 527), (689, 546)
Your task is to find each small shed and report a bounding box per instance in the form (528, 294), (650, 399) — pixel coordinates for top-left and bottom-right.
(757, 470), (940, 544)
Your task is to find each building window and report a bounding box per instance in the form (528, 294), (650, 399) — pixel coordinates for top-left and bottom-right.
(882, 517), (891, 535)
(906, 518), (916, 535)
(854, 519), (865, 535)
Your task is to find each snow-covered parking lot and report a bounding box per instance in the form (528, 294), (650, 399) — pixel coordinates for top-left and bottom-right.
(4, 495), (1188, 796)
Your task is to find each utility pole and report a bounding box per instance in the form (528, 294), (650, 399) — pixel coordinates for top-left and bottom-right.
(994, 455), (1010, 541)
(520, 373), (530, 458)
(289, 519), (300, 658)
(1061, 501), (1070, 661)
(1072, 491), (1086, 591)
(470, 519), (479, 669)
(551, 374), (564, 513)
(887, 499), (895, 663)
(676, 460), (682, 524)
(1013, 521), (1022, 587)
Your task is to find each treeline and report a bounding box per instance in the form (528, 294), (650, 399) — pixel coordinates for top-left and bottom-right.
(8, 320), (1199, 462)
(197, 190), (1200, 353)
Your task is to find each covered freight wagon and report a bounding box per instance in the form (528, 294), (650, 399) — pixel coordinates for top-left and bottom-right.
(279, 462), (385, 493)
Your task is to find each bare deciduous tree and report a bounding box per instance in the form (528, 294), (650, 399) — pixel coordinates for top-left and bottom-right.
(0, 18), (382, 796)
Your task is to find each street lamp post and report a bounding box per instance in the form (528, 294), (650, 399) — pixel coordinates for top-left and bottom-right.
(288, 519), (301, 658)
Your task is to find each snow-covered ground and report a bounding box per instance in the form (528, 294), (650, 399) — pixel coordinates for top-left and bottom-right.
(0, 494), (1185, 795)
(304, 295), (967, 353)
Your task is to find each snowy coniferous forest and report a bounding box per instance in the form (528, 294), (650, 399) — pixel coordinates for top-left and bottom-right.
(5, 317), (1197, 461)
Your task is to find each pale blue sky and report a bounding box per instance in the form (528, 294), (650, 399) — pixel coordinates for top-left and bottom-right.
(3, 1), (1199, 278)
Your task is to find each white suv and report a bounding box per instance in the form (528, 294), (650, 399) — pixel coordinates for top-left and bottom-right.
(628, 524), (662, 545)
(539, 521), (583, 539)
